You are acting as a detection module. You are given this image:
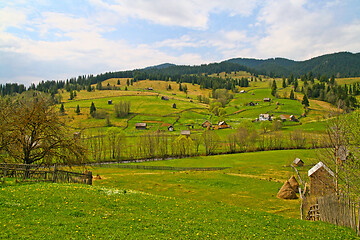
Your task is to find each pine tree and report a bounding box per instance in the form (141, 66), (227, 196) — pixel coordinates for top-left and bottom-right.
(126, 79), (130, 86)
(117, 79), (120, 85)
(271, 80), (277, 96)
(289, 90), (295, 100)
(87, 84), (92, 92)
(282, 77), (287, 88)
(90, 102), (96, 116)
(168, 84), (171, 90)
(302, 94), (309, 107)
(60, 104), (65, 113)
(75, 105), (80, 115)
(69, 91), (74, 100)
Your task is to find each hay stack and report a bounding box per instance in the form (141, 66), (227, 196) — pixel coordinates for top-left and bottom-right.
(288, 176), (300, 193)
(277, 180), (298, 199)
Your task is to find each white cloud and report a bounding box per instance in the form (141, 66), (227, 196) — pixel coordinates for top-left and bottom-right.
(0, 7), (28, 31)
(89, 0), (260, 29)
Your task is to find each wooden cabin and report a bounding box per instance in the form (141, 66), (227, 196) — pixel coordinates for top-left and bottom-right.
(293, 158), (304, 167)
(308, 162), (335, 196)
(135, 123), (147, 130)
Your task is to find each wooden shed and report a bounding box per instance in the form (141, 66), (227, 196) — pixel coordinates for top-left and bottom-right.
(216, 121), (230, 129)
(168, 125), (174, 131)
(172, 103), (176, 108)
(181, 130), (191, 137)
(293, 158), (304, 167)
(308, 162), (335, 196)
(135, 123), (147, 130)
(263, 98), (271, 102)
(108, 100), (112, 105)
(201, 120), (212, 128)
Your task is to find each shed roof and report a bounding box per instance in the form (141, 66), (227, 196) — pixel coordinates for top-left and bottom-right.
(293, 158), (303, 165)
(308, 161), (335, 177)
(181, 130), (191, 135)
(135, 123), (147, 127)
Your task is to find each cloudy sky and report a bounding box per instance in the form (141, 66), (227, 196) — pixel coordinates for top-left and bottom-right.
(1, 0), (360, 85)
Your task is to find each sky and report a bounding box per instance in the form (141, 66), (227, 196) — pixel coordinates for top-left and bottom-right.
(1, 0), (360, 86)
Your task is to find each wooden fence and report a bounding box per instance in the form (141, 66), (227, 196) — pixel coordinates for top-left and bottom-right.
(0, 163), (92, 185)
(95, 163), (229, 171)
(306, 194), (359, 235)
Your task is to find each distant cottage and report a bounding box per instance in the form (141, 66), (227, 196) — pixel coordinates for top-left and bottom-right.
(168, 125), (174, 131)
(293, 158), (304, 167)
(172, 103), (176, 108)
(248, 102), (255, 106)
(135, 123), (147, 130)
(214, 121), (230, 130)
(161, 96), (169, 101)
(108, 100), (112, 105)
(181, 130), (191, 137)
(259, 114), (271, 121)
(263, 98), (271, 102)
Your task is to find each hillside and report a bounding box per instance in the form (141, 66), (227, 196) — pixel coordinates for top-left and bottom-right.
(226, 52), (360, 77)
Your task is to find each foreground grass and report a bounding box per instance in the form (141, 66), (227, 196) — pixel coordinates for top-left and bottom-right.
(0, 183), (358, 239)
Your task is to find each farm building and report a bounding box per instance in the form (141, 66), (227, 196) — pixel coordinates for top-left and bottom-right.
(289, 115), (298, 122)
(202, 120), (212, 128)
(147, 87), (153, 90)
(181, 130), (191, 137)
(168, 125), (174, 131)
(135, 123), (147, 130)
(240, 90), (246, 93)
(161, 96), (169, 101)
(293, 158), (304, 167)
(214, 121), (230, 130)
(279, 115), (287, 122)
(172, 103), (176, 108)
(259, 114), (271, 121)
(308, 162), (335, 196)
(263, 98), (271, 102)
(108, 100), (112, 105)
(248, 102), (255, 106)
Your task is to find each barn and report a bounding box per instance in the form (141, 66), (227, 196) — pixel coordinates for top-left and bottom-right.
(135, 123), (147, 130)
(308, 162), (335, 196)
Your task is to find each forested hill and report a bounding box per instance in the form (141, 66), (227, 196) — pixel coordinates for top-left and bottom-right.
(226, 52), (360, 77)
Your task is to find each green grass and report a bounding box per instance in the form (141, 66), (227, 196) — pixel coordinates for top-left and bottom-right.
(91, 149), (320, 219)
(1, 182), (358, 239)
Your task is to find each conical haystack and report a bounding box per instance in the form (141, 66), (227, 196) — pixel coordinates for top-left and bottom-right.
(277, 180), (298, 199)
(288, 176), (300, 193)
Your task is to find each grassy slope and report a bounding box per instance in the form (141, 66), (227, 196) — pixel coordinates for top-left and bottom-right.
(1, 183), (358, 239)
(92, 149), (319, 219)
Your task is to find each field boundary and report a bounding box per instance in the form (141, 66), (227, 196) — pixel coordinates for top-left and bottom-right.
(0, 163), (92, 185)
(95, 164), (230, 171)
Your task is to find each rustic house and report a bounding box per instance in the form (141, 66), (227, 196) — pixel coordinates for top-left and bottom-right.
(168, 125), (174, 131)
(259, 114), (271, 121)
(293, 158), (304, 167)
(263, 98), (271, 102)
(172, 103), (176, 108)
(240, 90), (246, 93)
(289, 115), (298, 122)
(214, 121), (230, 130)
(279, 115), (287, 122)
(181, 130), (191, 137)
(135, 123), (147, 130)
(147, 87), (153, 90)
(202, 120), (212, 128)
(108, 100), (112, 105)
(161, 96), (169, 101)
(308, 162), (335, 196)
(248, 102), (255, 106)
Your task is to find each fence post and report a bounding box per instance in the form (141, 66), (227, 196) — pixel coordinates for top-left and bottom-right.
(52, 164), (57, 183)
(87, 171), (92, 185)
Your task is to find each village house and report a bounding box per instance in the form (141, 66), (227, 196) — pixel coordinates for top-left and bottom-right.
(259, 114), (271, 121)
(214, 121), (231, 130)
(240, 90), (246, 93)
(108, 100), (112, 105)
(248, 101), (255, 106)
(308, 162), (335, 196)
(181, 130), (191, 137)
(201, 120), (212, 129)
(168, 125), (174, 131)
(135, 123), (147, 130)
(263, 98), (271, 102)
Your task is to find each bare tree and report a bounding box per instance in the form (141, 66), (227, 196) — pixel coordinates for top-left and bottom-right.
(202, 130), (219, 155)
(0, 92), (86, 165)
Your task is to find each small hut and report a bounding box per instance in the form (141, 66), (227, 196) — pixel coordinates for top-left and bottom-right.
(277, 180), (298, 199)
(308, 162), (335, 196)
(293, 158), (304, 167)
(263, 98), (271, 102)
(172, 103), (176, 108)
(248, 102), (255, 106)
(288, 176), (300, 193)
(161, 96), (169, 101)
(135, 123), (147, 130)
(216, 121), (230, 129)
(181, 130), (191, 137)
(202, 120), (212, 128)
(168, 125), (174, 131)
(108, 100), (112, 105)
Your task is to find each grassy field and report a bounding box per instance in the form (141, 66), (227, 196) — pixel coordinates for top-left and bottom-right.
(1, 181), (358, 239)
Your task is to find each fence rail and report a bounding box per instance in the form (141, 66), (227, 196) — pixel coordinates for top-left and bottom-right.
(306, 194), (359, 235)
(0, 164), (92, 185)
(95, 163), (229, 171)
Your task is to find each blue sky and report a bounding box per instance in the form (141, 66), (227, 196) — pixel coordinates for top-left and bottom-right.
(1, 0), (360, 85)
